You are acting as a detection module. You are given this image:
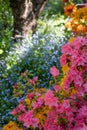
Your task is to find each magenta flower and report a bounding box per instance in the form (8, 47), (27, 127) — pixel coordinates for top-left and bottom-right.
(44, 109), (58, 130)
(33, 76), (38, 82)
(11, 103), (26, 115)
(22, 110), (38, 128)
(35, 92), (41, 97)
(53, 85), (60, 92)
(50, 66), (59, 77)
(29, 79), (35, 85)
(27, 92), (34, 100)
(60, 55), (67, 66)
(18, 113), (25, 122)
(11, 109), (17, 115)
(83, 83), (87, 92)
(32, 97), (44, 109)
(44, 90), (58, 108)
(73, 123), (87, 130)
(79, 106), (87, 118)
(62, 100), (70, 111)
(61, 43), (73, 55)
(28, 76), (38, 86)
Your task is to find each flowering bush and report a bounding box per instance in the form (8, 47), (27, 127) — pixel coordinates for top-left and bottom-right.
(2, 121), (22, 130)
(3, 35), (87, 130)
(1, 32), (69, 128)
(64, 4), (77, 16)
(64, 2), (87, 35)
(6, 33), (66, 86)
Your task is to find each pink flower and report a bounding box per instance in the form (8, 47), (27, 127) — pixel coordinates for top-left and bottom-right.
(79, 106), (87, 117)
(33, 76), (38, 82)
(27, 92), (34, 100)
(28, 76), (38, 86)
(11, 103), (26, 115)
(33, 97), (44, 109)
(35, 92), (41, 97)
(18, 103), (26, 113)
(74, 123), (87, 130)
(72, 37), (84, 50)
(53, 85), (60, 92)
(44, 90), (58, 108)
(18, 113), (25, 122)
(22, 110), (38, 128)
(61, 43), (73, 55)
(11, 109), (17, 115)
(44, 109), (58, 130)
(62, 100), (70, 111)
(81, 124), (87, 130)
(50, 66), (59, 77)
(29, 79), (35, 85)
(57, 100), (71, 114)
(60, 55), (67, 66)
(83, 83), (87, 92)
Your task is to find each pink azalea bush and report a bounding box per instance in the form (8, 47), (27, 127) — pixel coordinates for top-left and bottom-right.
(4, 36), (87, 130)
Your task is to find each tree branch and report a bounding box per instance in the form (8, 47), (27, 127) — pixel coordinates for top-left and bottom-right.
(32, 0), (48, 18)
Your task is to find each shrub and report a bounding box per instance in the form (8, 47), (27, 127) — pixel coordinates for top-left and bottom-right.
(3, 36), (87, 130)
(6, 32), (69, 87)
(64, 3), (87, 35)
(0, 32), (70, 128)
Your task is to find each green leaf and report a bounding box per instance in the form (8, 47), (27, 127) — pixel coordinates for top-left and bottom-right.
(0, 49), (3, 54)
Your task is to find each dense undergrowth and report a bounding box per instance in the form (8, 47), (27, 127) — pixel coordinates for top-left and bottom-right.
(3, 35), (87, 130)
(0, 0), (68, 128)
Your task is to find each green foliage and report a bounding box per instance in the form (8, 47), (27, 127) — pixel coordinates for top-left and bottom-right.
(73, 0), (84, 4)
(0, 0), (73, 128)
(6, 33), (67, 85)
(0, 0), (13, 59)
(38, 0), (65, 34)
(0, 60), (18, 128)
(41, 0), (64, 18)
(0, 29), (72, 128)
(38, 14), (66, 35)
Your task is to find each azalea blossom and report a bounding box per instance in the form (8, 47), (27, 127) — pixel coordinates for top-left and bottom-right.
(50, 66), (59, 77)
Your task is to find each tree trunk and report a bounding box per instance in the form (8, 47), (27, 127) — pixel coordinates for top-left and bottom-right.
(10, 0), (48, 40)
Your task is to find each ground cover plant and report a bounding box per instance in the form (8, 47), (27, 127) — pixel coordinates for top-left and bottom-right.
(0, 0), (69, 128)
(0, 32), (69, 128)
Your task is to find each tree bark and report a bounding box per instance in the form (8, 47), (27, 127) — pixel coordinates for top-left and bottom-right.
(10, 0), (48, 40)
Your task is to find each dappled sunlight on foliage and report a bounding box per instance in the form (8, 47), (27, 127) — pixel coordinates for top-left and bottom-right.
(0, 0), (13, 59)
